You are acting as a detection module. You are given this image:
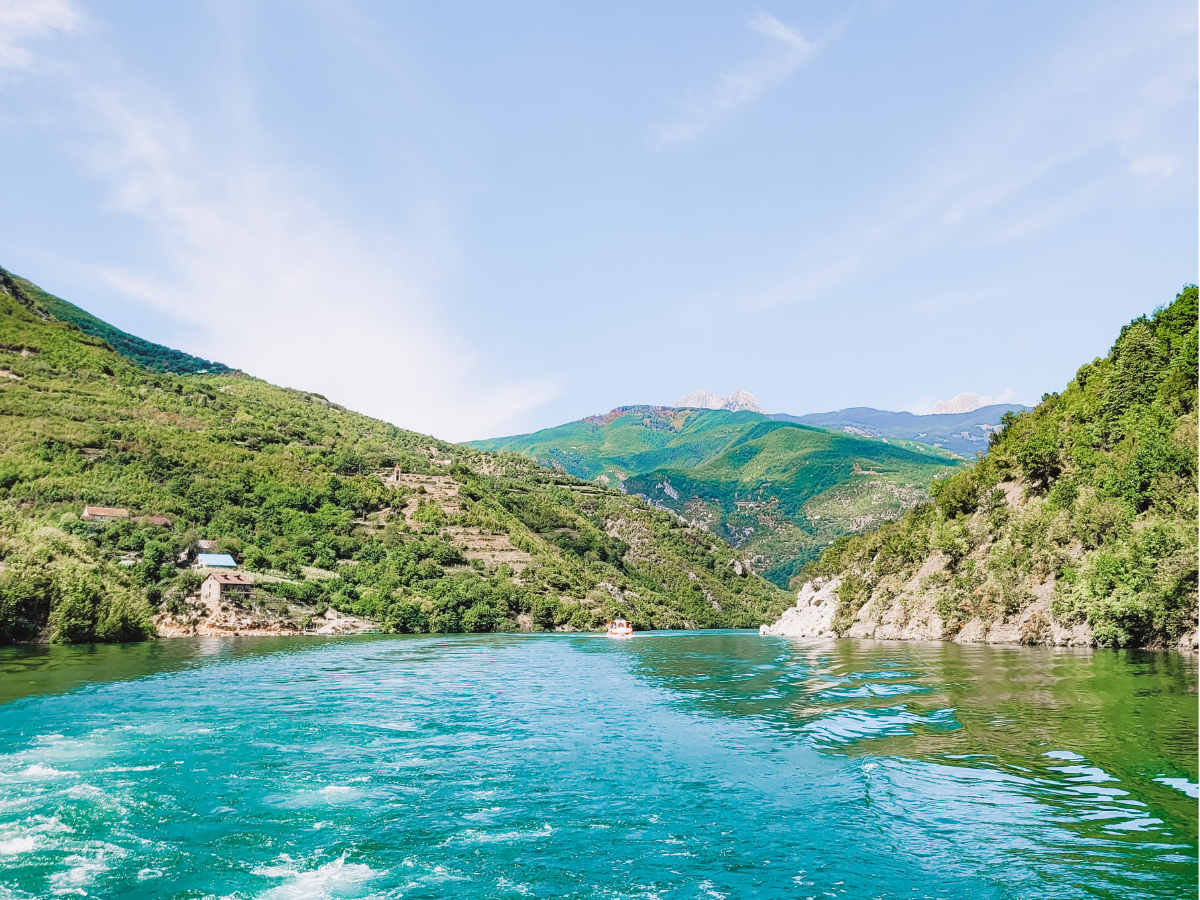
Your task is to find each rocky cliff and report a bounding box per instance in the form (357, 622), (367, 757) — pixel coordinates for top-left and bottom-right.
(762, 287), (1198, 652)
(673, 388), (765, 413)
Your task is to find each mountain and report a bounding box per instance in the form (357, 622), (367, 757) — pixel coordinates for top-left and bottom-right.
(765, 287), (1198, 650)
(929, 392), (998, 414)
(779, 404), (1026, 457)
(673, 388), (765, 413)
(0, 265), (231, 376)
(0, 265), (791, 643)
(468, 406), (964, 586)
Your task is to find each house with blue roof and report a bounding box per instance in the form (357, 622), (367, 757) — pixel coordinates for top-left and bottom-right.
(196, 553), (237, 568)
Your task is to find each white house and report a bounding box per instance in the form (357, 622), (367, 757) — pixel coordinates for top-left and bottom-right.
(82, 505), (129, 521)
(200, 572), (253, 604)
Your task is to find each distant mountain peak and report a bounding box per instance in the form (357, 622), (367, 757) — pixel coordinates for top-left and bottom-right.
(673, 388), (764, 414)
(929, 392), (993, 415)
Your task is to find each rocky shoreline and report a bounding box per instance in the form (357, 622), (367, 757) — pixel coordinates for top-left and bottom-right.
(761, 558), (1198, 652)
(154, 595), (377, 638)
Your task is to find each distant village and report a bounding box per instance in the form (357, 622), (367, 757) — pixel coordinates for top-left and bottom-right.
(79, 504), (368, 635)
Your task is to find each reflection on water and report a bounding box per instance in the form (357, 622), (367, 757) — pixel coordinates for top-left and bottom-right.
(0, 632), (1194, 899)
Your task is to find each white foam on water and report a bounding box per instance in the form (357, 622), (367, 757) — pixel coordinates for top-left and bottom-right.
(136, 868), (164, 880)
(496, 876), (533, 895)
(0, 835), (37, 855)
(697, 880), (729, 899)
(448, 823), (552, 845)
(253, 854), (380, 900)
(2, 764), (63, 782)
(48, 845), (125, 896)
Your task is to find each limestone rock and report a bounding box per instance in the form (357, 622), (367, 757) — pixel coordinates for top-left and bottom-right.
(759, 577), (840, 637)
(673, 388), (765, 414)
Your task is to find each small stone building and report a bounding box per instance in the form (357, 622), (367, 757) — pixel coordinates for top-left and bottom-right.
(200, 572), (254, 604)
(82, 505), (129, 522)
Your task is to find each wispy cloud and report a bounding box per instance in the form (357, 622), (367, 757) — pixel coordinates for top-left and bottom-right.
(12, 11), (556, 442)
(0, 0), (78, 70)
(651, 13), (817, 147)
(741, 0), (1196, 311)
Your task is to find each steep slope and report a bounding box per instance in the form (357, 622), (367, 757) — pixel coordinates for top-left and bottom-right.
(778, 404), (1025, 456)
(766, 287), (1198, 650)
(0, 265), (230, 375)
(469, 406), (963, 585)
(0, 266), (791, 642)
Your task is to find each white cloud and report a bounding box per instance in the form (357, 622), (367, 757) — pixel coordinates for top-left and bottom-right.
(9, 16), (556, 442)
(745, 0), (1197, 311)
(910, 387), (1019, 416)
(0, 0), (78, 70)
(651, 13), (817, 147)
(80, 89), (556, 441)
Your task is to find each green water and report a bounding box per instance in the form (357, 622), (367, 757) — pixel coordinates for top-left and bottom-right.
(0, 634), (1195, 898)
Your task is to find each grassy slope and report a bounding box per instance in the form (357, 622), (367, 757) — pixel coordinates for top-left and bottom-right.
(470, 406), (962, 585)
(801, 287), (1198, 649)
(0, 268), (790, 643)
(0, 265), (230, 375)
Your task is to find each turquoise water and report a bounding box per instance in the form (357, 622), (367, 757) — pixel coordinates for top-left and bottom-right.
(0, 633), (1195, 898)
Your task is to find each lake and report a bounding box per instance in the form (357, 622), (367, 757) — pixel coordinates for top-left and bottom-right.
(0, 633), (1195, 898)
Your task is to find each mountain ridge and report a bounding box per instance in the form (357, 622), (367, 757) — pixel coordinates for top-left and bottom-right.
(468, 405), (966, 585)
(777, 404), (1027, 456)
(0, 264), (791, 643)
(673, 388), (765, 413)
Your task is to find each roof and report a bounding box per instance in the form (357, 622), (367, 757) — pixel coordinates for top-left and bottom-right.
(197, 540), (217, 549)
(197, 553), (237, 567)
(141, 516), (171, 527)
(206, 572), (253, 585)
(83, 506), (129, 518)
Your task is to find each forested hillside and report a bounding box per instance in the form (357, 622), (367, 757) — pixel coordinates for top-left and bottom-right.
(470, 406), (963, 586)
(0, 266), (230, 375)
(0, 266), (791, 643)
(787, 287), (1198, 649)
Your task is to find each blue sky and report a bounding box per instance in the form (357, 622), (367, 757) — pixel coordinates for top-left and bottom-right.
(0, 0), (1195, 441)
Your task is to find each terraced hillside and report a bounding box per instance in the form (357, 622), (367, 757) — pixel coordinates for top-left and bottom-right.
(469, 407), (963, 585)
(0, 266), (791, 643)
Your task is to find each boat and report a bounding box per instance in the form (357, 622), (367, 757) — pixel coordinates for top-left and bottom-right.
(606, 618), (634, 638)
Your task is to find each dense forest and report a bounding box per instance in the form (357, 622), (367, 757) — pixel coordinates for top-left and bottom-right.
(0, 265), (791, 643)
(799, 287), (1198, 648)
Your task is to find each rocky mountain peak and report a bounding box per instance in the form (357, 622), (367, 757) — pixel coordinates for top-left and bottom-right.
(673, 388), (765, 414)
(929, 392), (992, 415)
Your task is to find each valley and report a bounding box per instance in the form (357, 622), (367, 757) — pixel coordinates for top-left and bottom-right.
(470, 404), (971, 586)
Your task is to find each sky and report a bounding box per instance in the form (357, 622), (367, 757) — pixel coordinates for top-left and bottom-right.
(0, 0), (1195, 441)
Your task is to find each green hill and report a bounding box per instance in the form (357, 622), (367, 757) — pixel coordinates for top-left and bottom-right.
(793, 287), (1198, 649)
(0, 266), (791, 643)
(469, 407), (964, 586)
(0, 265), (230, 375)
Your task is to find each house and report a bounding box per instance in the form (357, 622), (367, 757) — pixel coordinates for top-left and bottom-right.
(200, 572), (253, 604)
(140, 516), (171, 527)
(196, 553), (238, 568)
(197, 540), (218, 550)
(81, 505), (129, 522)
